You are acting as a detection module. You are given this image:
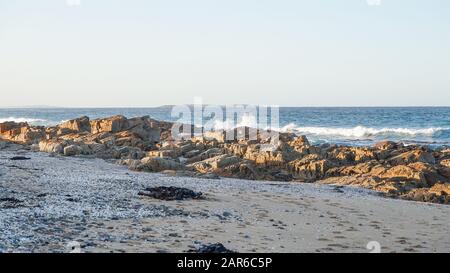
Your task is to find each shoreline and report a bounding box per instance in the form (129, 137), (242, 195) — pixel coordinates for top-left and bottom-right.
(1, 114), (450, 205)
(2, 107), (450, 148)
(1, 143), (450, 253)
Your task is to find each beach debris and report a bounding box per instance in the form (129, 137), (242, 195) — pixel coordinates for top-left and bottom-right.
(188, 243), (237, 253)
(9, 156), (31, 161)
(333, 186), (345, 193)
(138, 186), (203, 201)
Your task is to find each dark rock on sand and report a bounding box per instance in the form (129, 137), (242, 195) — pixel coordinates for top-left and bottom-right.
(138, 186), (203, 201)
(9, 156), (31, 161)
(189, 243), (237, 253)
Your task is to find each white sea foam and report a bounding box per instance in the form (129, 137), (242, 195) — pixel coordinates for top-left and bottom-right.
(280, 124), (446, 138)
(0, 117), (48, 124)
(201, 112), (446, 140)
(212, 113), (258, 130)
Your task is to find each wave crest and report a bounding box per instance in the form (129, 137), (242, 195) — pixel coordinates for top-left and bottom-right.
(212, 113), (258, 130)
(0, 117), (48, 124)
(281, 124), (446, 138)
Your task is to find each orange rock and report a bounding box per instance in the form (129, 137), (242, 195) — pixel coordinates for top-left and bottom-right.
(429, 183), (450, 196)
(388, 150), (435, 165)
(0, 122), (45, 144)
(59, 116), (91, 133)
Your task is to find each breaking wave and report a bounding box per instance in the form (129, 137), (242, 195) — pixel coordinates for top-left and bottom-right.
(0, 117), (48, 124)
(280, 124), (447, 139)
(212, 113), (259, 130)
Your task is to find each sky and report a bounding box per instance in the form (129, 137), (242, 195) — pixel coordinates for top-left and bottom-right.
(0, 0), (450, 107)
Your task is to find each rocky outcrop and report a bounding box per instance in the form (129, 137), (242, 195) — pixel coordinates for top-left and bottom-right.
(289, 155), (335, 182)
(189, 155), (240, 174)
(400, 183), (450, 204)
(2, 115), (450, 205)
(39, 139), (66, 154)
(388, 150), (436, 165)
(126, 156), (185, 172)
(90, 115), (128, 134)
(0, 122), (45, 144)
(64, 145), (83, 156)
(3, 115), (162, 159)
(59, 116), (91, 133)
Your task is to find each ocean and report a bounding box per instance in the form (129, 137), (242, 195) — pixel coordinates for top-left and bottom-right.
(1, 107), (450, 147)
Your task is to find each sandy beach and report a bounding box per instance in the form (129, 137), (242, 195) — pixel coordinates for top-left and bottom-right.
(1, 142), (449, 253)
(2, 0), (450, 261)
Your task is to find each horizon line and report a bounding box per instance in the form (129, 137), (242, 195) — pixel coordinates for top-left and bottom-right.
(2, 105), (450, 109)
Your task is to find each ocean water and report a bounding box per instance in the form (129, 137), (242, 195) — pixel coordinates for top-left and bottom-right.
(1, 107), (450, 147)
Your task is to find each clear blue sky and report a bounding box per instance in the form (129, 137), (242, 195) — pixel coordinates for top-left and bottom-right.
(1, 0), (449, 107)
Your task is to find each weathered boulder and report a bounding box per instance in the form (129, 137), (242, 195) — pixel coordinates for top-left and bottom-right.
(429, 183), (450, 196)
(189, 155), (240, 174)
(184, 149), (202, 158)
(64, 145), (82, 156)
(132, 156), (185, 172)
(90, 115), (129, 134)
(326, 161), (380, 177)
(440, 159), (450, 168)
(352, 147), (377, 162)
(289, 155), (335, 182)
(0, 122), (45, 144)
(113, 131), (147, 149)
(88, 115), (161, 145)
(379, 165), (427, 186)
(224, 143), (249, 157)
(176, 142), (197, 154)
(0, 122), (27, 134)
(408, 162), (447, 186)
(203, 131), (226, 143)
(327, 148), (355, 163)
(388, 150), (435, 165)
(438, 159), (450, 178)
(242, 142), (288, 167)
(288, 135), (310, 148)
(319, 175), (423, 195)
(234, 163), (265, 180)
(39, 139), (66, 154)
(87, 142), (107, 154)
(401, 187), (450, 204)
(148, 149), (179, 158)
(186, 148), (223, 164)
(126, 116), (161, 142)
(319, 176), (386, 192)
(113, 146), (145, 159)
(57, 128), (77, 136)
(59, 116), (91, 133)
